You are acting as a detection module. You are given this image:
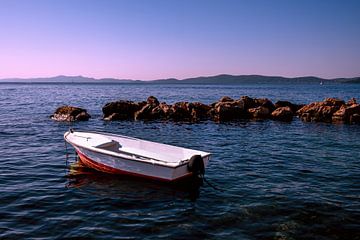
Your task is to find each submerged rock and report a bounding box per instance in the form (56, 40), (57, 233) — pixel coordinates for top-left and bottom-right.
(51, 106), (91, 122)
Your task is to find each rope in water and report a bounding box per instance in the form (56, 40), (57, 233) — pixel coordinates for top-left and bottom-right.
(200, 174), (224, 192)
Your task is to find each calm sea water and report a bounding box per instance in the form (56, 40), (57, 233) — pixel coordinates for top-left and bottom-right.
(0, 83), (359, 239)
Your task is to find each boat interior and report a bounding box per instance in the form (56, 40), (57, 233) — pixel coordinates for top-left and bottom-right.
(96, 140), (122, 152)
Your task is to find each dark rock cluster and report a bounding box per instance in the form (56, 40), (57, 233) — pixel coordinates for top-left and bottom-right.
(51, 96), (360, 124)
(101, 96), (303, 122)
(50, 105), (91, 122)
(297, 98), (360, 124)
(102, 96), (213, 122)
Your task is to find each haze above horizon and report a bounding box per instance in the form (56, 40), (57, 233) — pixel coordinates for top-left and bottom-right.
(1, 0), (359, 80)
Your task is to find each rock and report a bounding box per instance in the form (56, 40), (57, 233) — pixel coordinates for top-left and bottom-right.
(211, 100), (246, 121)
(147, 96), (159, 106)
(102, 100), (143, 120)
(52, 96), (360, 124)
(271, 106), (293, 122)
(104, 113), (124, 121)
(169, 102), (192, 121)
(324, 98), (345, 107)
(51, 105), (91, 122)
(135, 100), (211, 122)
(297, 99), (343, 123)
(219, 96), (234, 102)
(347, 98), (357, 106)
(332, 103), (360, 123)
(135, 104), (165, 120)
(239, 96), (275, 111)
(248, 106), (271, 119)
(275, 101), (303, 113)
(254, 98), (276, 112)
(300, 105), (338, 122)
(159, 102), (171, 116)
(75, 112), (91, 121)
(151, 106), (166, 118)
(190, 102), (211, 121)
(332, 106), (348, 123)
(240, 96), (257, 110)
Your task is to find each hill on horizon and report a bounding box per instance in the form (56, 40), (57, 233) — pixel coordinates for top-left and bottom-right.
(0, 75), (134, 83)
(0, 74), (359, 84)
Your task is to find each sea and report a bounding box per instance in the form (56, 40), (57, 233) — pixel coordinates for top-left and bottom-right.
(0, 83), (359, 239)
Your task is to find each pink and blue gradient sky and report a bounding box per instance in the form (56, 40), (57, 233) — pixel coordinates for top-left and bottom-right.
(1, 0), (359, 80)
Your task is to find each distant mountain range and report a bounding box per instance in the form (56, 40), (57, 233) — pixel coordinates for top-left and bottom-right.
(0, 75), (134, 83)
(0, 74), (359, 84)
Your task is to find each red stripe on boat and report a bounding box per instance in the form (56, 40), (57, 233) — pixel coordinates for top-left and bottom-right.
(76, 151), (192, 182)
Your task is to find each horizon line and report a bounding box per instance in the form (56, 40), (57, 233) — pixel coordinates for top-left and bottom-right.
(1, 73), (359, 81)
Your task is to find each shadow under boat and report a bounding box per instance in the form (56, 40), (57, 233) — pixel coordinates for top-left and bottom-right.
(65, 157), (203, 201)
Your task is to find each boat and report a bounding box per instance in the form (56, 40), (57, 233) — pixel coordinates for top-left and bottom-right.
(64, 130), (211, 182)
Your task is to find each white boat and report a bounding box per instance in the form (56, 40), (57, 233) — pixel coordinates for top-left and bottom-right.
(64, 130), (211, 182)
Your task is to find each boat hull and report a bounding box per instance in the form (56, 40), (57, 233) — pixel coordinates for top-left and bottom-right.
(75, 146), (210, 182)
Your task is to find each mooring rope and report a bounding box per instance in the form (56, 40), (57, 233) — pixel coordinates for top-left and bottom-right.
(201, 174), (224, 192)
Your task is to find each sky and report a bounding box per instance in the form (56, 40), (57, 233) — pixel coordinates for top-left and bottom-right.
(0, 0), (359, 80)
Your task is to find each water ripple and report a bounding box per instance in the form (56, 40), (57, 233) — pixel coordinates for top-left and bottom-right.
(0, 83), (359, 239)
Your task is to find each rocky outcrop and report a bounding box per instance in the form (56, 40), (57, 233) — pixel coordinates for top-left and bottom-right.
(98, 96), (359, 125)
(297, 98), (360, 124)
(51, 106), (91, 122)
(101, 96), (291, 122)
(297, 98), (340, 122)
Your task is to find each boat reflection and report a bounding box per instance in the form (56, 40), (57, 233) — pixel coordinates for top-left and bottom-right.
(65, 158), (203, 201)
